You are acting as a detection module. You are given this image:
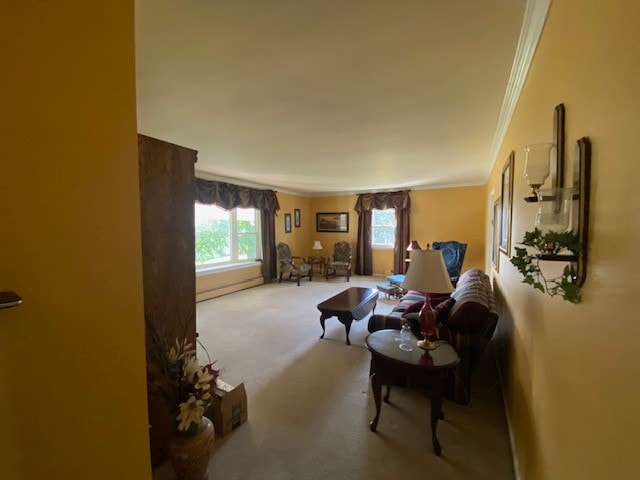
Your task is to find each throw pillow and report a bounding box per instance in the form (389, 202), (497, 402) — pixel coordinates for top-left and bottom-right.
(401, 300), (424, 316)
(434, 297), (456, 323)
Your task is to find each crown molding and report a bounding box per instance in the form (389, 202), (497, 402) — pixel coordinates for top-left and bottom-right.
(487, 0), (551, 176)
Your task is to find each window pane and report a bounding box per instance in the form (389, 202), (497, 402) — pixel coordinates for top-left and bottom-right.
(372, 227), (395, 246)
(372, 209), (395, 226)
(237, 208), (256, 260)
(237, 208), (256, 232)
(372, 209), (396, 246)
(195, 204), (231, 265)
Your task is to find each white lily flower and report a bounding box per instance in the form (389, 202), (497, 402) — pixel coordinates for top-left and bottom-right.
(176, 396), (204, 431)
(183, 355), (200, 384)
(195, 368), (215, 390)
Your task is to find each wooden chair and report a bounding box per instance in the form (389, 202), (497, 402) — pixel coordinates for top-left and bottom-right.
(276, 243), (312, 286)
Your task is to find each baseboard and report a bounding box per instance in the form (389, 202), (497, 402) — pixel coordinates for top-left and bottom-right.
(196, 276), (263, 302)
(492, 343), (521, 480)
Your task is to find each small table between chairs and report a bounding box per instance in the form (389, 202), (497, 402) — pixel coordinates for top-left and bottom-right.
(308, 256), (326, 275)
(365, 329), (460, 456)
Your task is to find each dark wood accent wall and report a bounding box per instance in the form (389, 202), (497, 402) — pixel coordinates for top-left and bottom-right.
(138, 134), (197, 466)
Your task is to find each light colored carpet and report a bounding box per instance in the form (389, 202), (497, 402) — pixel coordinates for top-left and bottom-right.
(154, 275), (515, 480)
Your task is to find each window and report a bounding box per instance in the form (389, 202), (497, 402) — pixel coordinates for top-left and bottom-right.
(372, 209), (396, 248)
(195, 203), (261, 270)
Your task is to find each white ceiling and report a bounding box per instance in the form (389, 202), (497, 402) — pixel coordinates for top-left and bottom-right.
(135, 0), (526, 195)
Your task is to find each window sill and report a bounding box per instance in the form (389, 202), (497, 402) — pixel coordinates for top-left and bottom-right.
(372, 245), (394, 251)
(196, 261), (261, 277)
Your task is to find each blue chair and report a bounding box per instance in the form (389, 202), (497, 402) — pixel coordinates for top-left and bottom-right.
(386, 241), (467, 288)
(432, 241), (467, 285)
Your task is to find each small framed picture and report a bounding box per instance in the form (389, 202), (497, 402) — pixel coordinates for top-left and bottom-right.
(492, 198), (501, 271)
(284, 213), (292, 233)
(294, 209), (301, 228)
(499, 152), (514, 254)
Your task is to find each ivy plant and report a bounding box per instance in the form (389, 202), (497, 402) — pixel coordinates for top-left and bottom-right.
(510, 228), (583, 304)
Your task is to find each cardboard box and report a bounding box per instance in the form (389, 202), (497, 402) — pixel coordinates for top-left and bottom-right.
(210, 379), (248, 437)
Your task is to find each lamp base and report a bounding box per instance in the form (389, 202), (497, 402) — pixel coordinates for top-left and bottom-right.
(417, 338), (437, 351)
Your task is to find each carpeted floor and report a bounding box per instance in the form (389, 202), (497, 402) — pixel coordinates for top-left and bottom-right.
(154, 275), (515, 480)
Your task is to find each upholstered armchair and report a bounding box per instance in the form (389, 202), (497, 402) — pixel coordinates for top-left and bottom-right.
(276, 243), (312, 286)
(432, 240), (467, 286)
(325, 241), (352, 281)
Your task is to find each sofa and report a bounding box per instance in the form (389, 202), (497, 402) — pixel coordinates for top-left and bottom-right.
(368, 268), (498, 405)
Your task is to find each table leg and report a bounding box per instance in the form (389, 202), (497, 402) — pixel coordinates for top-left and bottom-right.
(343, 319), (352, 345)
(369, 373), (382, 432)
(383, 385), (391, 403)
(430, 392), (443, 456)
(319, 313), (331, 339)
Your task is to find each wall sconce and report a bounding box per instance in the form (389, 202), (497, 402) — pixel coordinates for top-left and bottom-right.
(523, 142), (553, 198)
(535, 187), (575, 237)
(511, 136), (591, 304)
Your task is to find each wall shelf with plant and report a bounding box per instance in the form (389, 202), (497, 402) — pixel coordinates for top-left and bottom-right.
(511, 228), (582, 303)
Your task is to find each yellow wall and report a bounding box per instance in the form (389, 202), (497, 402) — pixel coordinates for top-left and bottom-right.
(487, 1), (640, 478)
(276, 192), (313, 255)
(410, 186), (486, 272)
(0, 2), (151, 479)
(309, 194), (359, 260)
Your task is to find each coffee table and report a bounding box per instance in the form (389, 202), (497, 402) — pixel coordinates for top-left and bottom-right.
(365, 329), (460, 456)
(317, 287), (378, 345)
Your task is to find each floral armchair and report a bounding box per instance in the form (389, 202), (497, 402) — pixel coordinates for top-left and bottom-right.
(276, 243), (312, 286)
(325, 241), (352, 282)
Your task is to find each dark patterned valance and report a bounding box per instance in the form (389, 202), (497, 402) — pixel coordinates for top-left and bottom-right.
(354, 190), (411, 212)
(195, 178), (280, 212)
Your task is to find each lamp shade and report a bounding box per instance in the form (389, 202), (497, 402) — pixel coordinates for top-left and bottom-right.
(401, 249), (454, 294)
(312, 240), (323, 250)
(406, 240), (422, 251)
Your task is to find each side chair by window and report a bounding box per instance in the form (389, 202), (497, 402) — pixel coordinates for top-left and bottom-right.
(325, 241), (352, 282)
(276, 242), (312, 286)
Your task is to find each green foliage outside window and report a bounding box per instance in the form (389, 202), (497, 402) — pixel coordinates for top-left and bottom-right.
(237, 220), (256, 260)
(196, 219), (257, 265)
(196, 219), (230, 264)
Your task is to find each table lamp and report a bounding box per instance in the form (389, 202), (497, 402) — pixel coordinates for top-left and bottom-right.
(312, 240), (323, 257)
(406, 240), (422, 251)
(401, 248), (454, 350)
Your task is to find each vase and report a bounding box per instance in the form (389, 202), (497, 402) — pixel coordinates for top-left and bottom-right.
(168, 416), (215, 480)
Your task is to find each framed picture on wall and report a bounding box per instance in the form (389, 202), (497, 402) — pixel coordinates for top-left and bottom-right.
(284, 213), (292, 233)
(493, 198), (501, 271)
(316, 212), (349, 233)
(294, 208), (301, 227)
(499, 151), (514, 254)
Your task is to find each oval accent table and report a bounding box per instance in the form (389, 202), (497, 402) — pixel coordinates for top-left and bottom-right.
(365, 329), (460, 456)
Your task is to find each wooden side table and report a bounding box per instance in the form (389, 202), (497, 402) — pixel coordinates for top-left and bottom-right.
(365, 329), (460, 456)
(308, 255), (326, 275)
